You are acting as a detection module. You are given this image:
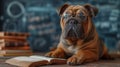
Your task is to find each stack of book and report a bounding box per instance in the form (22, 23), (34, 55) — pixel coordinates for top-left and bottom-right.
(0, 32), (32, 56)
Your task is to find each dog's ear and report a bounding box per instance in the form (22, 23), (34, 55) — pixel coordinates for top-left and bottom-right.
(83, 4), (98, 17)
(58, 4), (70, 16)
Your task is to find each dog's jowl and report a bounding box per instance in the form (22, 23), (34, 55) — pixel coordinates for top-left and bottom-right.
(45, 4), (111, 65)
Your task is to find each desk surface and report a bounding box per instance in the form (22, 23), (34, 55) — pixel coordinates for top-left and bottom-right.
(0, 53), (120, 67)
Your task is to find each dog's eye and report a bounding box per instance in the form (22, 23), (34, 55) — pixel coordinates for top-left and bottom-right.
(78, 12), (86, 20)
(63, 13), (71, 19)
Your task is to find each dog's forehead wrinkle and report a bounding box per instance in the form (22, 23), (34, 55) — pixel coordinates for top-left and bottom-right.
(65, 5), (88, 16)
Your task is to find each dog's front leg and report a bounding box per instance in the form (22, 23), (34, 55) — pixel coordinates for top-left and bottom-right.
(45, 44), (66, 58)
(67, 50), (98, 65)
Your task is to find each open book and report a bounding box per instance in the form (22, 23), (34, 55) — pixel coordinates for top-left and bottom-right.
(5, 55), (66, 67)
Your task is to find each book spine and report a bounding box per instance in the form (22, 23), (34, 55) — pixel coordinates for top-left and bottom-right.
(0, 52), (32, 56)
(0, 42), (29, 47)
(0, 32), (30, 37)
(0, 32), (5, 36)
(0, 50), (32, 54)
(0, 39), (27, 43)
(0, 36), (27, 40)
(0, 46), (30, 50)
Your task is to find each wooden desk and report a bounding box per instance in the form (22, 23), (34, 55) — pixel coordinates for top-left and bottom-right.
(0, 53), (120, 67)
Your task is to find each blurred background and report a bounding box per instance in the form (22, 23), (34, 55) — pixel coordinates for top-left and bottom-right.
(0, 0), (120, 52)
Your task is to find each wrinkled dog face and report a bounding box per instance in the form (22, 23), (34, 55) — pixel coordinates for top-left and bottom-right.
(63, 6), (87, 39)
(59, 4), (98, 40)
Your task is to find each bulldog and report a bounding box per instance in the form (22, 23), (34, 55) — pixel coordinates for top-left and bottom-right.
(45, 4), (111, 65)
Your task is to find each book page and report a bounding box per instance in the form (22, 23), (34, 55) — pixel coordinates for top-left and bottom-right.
(13, 56), (47, 62)
(30, 55), (53, 62)
(30, 55), (66, 62)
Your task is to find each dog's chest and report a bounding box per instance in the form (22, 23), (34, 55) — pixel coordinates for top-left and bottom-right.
(64, 45), (78, 56)
(68, 46), (76, 52)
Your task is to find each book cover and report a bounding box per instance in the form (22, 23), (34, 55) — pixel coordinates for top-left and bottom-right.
(6, 55), (66, 67)
(0, 39), (27, 43)
(0, 50), (32, 54)
(0, 53), (32, 56)
(0, 32), (30, 37)
(0, 46), (30, 50)
(0, 36), (27, 40)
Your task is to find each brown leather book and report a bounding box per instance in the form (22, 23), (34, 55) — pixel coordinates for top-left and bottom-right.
(0, 46), (30, 50)
(0, 42), (29, 47)
(0, 52), (32, 56)
(0, 39), (27, 42)
(6, 55), (66, 67)
(0, 50), (32, 55)
(0, 32), (30, 37)
(0, 36), (27, 40)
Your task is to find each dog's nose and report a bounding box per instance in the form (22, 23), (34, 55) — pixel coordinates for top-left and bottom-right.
(69, 19), (78, 24)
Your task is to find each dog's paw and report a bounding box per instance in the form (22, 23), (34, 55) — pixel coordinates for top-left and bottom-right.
(67, 55), (84, 65)
(45, 51), (65, 58)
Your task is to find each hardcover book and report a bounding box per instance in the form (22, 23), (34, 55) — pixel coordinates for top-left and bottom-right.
(6, 55), (66, 67)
